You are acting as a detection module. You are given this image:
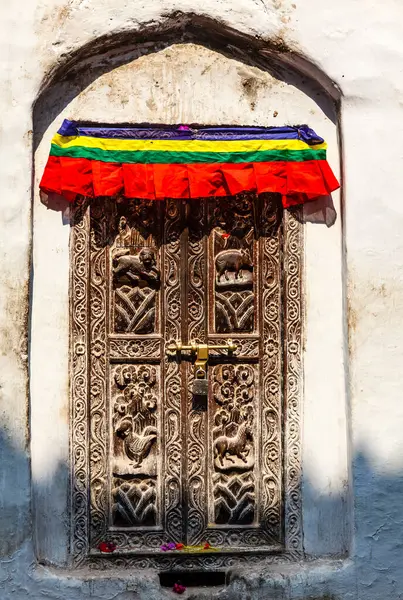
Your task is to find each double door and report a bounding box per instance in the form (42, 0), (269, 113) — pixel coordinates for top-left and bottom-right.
(72, 193), (297, 561)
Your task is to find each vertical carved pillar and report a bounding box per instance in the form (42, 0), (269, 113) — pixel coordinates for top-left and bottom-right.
(186, 199), (208, 545)
(260, 194), (283, 542)
(283, 209), (303, 555)
(89, 199), (111, 548)
(70, 199), (90, 565)
(163, 199), (184, 543)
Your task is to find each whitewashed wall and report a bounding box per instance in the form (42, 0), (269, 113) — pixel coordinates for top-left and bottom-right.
(0, 1), (402, 599)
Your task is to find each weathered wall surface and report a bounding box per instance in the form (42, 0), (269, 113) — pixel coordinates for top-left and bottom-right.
(1, 0), (403, 598)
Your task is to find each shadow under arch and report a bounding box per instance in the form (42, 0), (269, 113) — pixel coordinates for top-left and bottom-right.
(33, 11), (342, 153)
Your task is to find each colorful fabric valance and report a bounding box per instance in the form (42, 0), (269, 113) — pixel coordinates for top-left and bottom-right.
(39, 120), (339, 208)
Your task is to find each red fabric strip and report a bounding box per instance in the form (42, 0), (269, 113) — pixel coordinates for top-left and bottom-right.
(39, 157), (340, 207)
(287, 160), (324, 195)
(92, 161), (123, 196)
(282, 160), (338, 208)
(153, 164), (190, 199)
(188, 164), (229, 197)
(122, 164), (156, 199)
(62, 157), (93, 197)
(317, 159), (340, 194)
(40, 155), (62, 196)
(253, 162), (287, 195)
(222, 163), (257, 196)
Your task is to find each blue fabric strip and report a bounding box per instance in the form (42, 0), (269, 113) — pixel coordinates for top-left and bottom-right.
(57, 120), (324, 145)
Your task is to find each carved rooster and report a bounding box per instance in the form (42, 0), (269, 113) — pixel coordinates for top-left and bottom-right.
(116, 419), (157, 468)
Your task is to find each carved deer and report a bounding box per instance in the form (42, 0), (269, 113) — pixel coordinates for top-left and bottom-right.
(214, 421), (253, 466)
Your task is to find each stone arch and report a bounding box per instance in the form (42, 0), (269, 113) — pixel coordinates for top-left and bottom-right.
(33, 13), (342, 146)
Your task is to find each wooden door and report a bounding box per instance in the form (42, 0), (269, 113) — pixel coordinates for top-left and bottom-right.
(70, 194), (303, 567)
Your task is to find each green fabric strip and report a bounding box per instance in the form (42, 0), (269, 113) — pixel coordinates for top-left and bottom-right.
(50, 143), (326, 164)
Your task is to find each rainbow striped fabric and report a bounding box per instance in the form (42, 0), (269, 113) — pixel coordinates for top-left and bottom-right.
(40, 121), (339, 207)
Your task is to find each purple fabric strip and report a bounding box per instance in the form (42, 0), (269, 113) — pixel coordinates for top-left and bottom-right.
(57, 120), (324, 145)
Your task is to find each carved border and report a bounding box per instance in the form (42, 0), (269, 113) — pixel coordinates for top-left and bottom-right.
(70, 199), (90, 565)
(283, 208), (303, 555)
(163, 198), (184, 544)
(260, 195), (283, 544)
(86, 550), (296, 570)
(70, 200), (303, 567)
(89, 200), (109, 550)
(187, 199), (208, 545)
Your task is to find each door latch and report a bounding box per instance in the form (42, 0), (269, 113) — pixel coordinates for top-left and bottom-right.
(166, 340), (237, 398)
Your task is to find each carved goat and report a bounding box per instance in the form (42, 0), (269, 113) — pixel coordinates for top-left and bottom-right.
(215, 248), (252, 282)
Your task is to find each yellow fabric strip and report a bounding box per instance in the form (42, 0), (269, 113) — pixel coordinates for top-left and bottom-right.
(52, 133), (327, 154)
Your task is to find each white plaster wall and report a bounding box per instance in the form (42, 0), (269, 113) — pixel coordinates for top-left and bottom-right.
(1, 0), (403, 598)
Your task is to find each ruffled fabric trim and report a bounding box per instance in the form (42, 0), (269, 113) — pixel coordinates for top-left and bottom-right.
(40, 156), (339, 208)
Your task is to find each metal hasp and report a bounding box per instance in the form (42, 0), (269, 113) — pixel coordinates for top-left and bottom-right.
(166, 340), (237, 382)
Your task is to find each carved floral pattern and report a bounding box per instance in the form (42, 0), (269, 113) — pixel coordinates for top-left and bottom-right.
(283, 208), (303, 553)
(109, 338), (160, 359)
(70, 198), (90, 562)
(163, 199), (183, 544)
(186, 201), (207, 545)
(89, 198), (109, 548)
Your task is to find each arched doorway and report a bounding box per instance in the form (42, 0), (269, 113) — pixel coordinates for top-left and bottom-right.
(33, 25), (341, 569)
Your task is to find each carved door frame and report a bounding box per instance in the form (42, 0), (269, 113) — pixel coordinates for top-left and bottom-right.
(69, 196), (303, 569)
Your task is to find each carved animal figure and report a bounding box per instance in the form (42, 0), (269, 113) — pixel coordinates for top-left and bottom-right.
(215, 248), (252, 282)
(117, 421), (158, 468)
(113, 248), (160, 284)
(214, 421), (253, 466)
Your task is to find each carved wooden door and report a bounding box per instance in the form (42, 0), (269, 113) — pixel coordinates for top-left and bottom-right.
(71, 194), (303, 566)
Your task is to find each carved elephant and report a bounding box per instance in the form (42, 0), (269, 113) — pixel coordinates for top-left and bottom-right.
(215, 248), (252, 282)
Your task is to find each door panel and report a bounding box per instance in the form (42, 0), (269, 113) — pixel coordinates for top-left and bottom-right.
(110, 200), (163, 531)
(186, 197), (282, 549)
(108, 199), (185, 547)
